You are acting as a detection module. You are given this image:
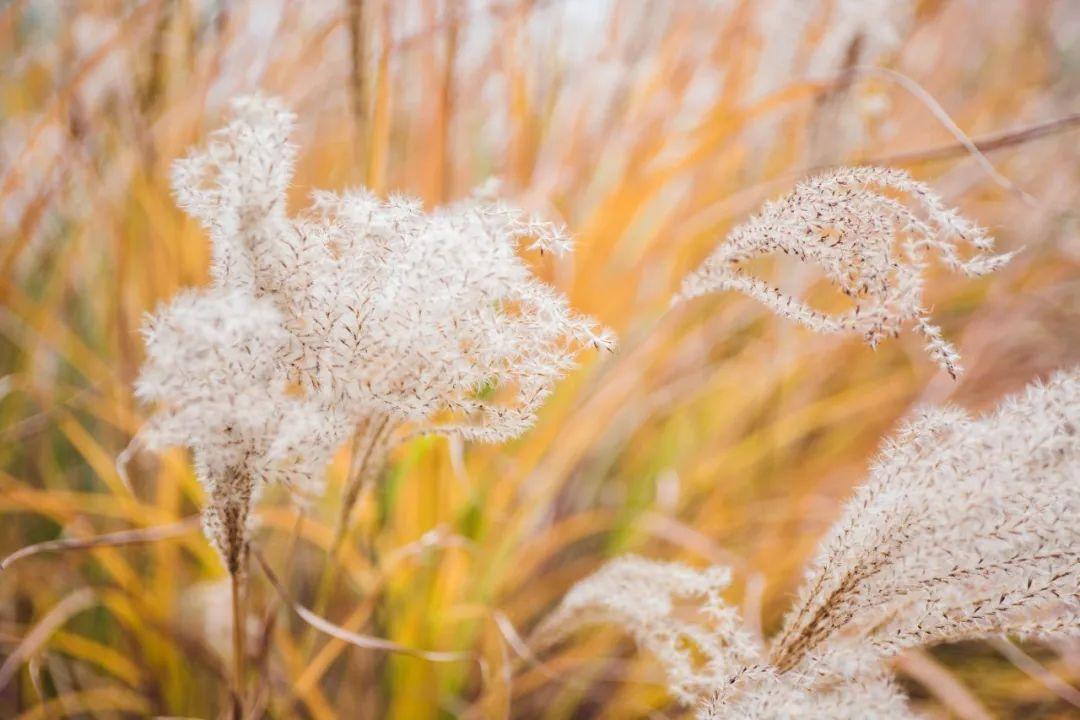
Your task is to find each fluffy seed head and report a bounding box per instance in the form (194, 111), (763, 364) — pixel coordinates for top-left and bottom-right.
(544, 368), (1079, 718)
(137, 95), (612, 570)
(171, 94), (613, 444)
(535, 555), (756, 703)
(675, 166), (1014, 378)
(136, 289), (347, 573)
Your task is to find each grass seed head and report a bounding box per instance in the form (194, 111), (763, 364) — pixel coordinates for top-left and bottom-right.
(675, 167), (1014, 378)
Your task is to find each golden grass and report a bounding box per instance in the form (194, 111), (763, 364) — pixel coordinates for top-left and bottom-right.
(1, 1), (1078, 718)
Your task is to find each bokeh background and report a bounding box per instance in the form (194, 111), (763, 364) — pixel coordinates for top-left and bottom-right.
(1, 1), (1079, 718)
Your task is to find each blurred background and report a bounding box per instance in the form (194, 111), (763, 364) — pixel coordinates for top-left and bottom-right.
(1, 0), (1078, 717)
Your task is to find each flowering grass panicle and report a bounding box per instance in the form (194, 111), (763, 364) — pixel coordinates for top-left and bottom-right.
(171, 96), (299, 294)
(294, 184), (613, 442)
(132, 94), (614, 712)
(141, 94), (614, 566)
(543, 367), (1079, 718)
(675, 167), (1014, 377)
(701, 649), (915, 720)
(534, 556), (758, 703)
(135, 289), (346, 575)
(771, 366), (1080, 670)
(169, 96), (612, 515)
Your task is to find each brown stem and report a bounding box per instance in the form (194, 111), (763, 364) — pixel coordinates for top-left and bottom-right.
(231, 569), (246, 719)
(433, 0), (459, 203)
(348, 0), (368, 173)
(869, 112), (1080, 167)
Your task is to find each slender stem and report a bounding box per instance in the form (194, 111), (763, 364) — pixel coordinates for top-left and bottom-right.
(337, 415), (392, 541)
(308, 550), (343, 643)
(870, 111), (1080, 167)
(231, 570), (246, 719)
(304, 416), (392, 656)
(348, 0), (368, 173)
(249, 511), (307, 709)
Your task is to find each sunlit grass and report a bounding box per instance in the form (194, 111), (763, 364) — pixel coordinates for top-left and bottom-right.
(1, 1), (1078, 718)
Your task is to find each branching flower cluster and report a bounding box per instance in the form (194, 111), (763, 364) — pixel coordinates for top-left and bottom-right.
(136, 95), (612, 572)
(675, 167), (1014, 377)
(543, 368), (1080, 718)
(171, 95), (612, 443)
(136, 289), (347, 574)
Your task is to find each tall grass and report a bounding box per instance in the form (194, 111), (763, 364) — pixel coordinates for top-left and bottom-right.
(1, 1), (1078, 718)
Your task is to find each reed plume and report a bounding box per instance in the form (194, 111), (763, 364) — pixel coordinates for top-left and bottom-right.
(135, 288), (348, 712)
(133, 94), (613, 710)
(169, 95), (612, 529)
(136, 288), (346, 577)
(543, 367), (1080, 718)
(675, 167), (1014, 378)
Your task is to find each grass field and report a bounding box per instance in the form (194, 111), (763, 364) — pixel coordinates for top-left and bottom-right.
(1, 1), (1078, 718)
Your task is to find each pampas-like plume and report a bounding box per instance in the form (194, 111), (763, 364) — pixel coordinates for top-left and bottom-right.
(172, 95), (612, 444)
(137, 94), (615, 548)
(675, 167), (1014, 378)
(534, 556), (758, 703)
(136, 289), (347, 574)
(137, 96), (612, 709)
(542, 368), (1079, 718)
(140, 93), (613, 551)
(167, 95), (612, 525)
(771, 368), (1079, 670)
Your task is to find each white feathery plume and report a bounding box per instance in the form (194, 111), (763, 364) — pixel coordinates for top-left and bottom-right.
(675, 167), (1014, 378)
(771, 368), (1080, 670)
(702, 649), (916, 720)
(171, 95), (612, 450)
(533, 555), (759, 703)
(140, 94), (612, 559)
(135, 289), (347, 574)
(542, 368), (1079, 718)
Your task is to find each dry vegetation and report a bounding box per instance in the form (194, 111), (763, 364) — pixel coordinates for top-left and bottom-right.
(1, 1), (1078, 718)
